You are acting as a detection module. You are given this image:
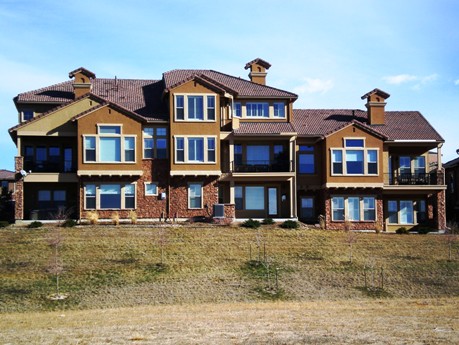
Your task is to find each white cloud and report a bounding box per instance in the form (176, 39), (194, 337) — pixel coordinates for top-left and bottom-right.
(293, 78), (334, 94)
(454, 79), (459, 86)
(382, 74), (417, 85)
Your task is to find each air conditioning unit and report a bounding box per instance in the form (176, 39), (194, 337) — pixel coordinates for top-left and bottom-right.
(213, 204), (225, 218)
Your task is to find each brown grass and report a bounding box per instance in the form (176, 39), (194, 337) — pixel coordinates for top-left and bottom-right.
(0, 298), (458, 344)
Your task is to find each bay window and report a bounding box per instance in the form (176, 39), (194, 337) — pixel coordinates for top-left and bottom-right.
(331, 138), (378, 175)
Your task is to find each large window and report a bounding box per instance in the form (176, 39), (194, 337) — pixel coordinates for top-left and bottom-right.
(331, 138), (378, 175)
(174, 136), (217, 164)
(299, 145), (314, 174)
(300, 197), (314, 219)
(37, 190), (66, 210)
(246, 103), (269, 117)
(387, 200), (426, 225)
(331, 196), (376, 221)
(174, 94), (216, 121)
(188, 183), (202, 209)
(83, 125), (136, 163)
(234, 185), (266, 211)
(84, 183), (136, 209)
(143, 127), (167, 159)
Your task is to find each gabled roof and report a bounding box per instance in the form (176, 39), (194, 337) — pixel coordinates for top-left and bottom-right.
(292, 109), (444, 141)
(0, 169), (15, 180)
(69, 67), (96, 79)
(234, 122), (296, 135)
(361, 88), (390, 100)
(323, 120), (388, 140)
(163, 69), (297, 99)
(444, 156), (459, 169)
(244, 58), (272, 70)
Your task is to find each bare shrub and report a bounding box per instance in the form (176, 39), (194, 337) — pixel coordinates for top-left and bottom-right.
(46, 229), (66, 299)
(111, 211), (120, 226)
(343, 220), (358, 263)
(129, 210), (137, 225)
(86, 211), (99, 225)
(318, 214), (325, 230)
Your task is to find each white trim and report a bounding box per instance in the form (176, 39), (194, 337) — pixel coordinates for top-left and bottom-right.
(170, 170), (221, 176)
(173, 135), (218, 164)
(174, 93), (218, 122)
(84, 182), (137, 210)
(144, 182), (158, 196)
(330, 147), (380, 176)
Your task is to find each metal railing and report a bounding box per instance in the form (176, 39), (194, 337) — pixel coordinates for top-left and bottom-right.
(384, 171), (444, 185)
(231, 160), (292, 173)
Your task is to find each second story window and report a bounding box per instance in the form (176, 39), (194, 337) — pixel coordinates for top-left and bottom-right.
(273, 103), (285, 118)
(299, 145), (314, 174)
(234, 102), (242, 117)
(174, 94), (216, 121)
(22, 110), (34, 122)
(174, 136), (217, 164)
(143, 127), (167, 159)
(246, 103), (269, 118)
(83, 125), (136, 164)
(331, 138), (378, 176)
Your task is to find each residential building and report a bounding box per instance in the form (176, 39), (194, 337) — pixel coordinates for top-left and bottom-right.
(8, 59), (446, 230)
(0, 169), (15, 196)
(445, 155), (459, 222)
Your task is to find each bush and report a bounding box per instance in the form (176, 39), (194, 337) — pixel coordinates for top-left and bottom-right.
(417, 227), (433, 235)
(28, 221), (43, 229)
(61, 219), (77, 228)
(242, 218), (261, 229)
(280, 220), (299, 229)
(262, 218), (274, 225)
(396, 227), (409, 234)
(0, 220), (10, 228)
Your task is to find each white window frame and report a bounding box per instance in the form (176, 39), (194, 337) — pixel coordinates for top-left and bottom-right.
(145, 182), (158, 196)
(330, 137), (379, 176)
(83, 124), (136, 164)
(174, 94), (217, 122)
(188, 182), (203, 209)
(387, 200), (417, 225)
(174, 135), (217, 164)
(83, 183), (136, 210)
(331, 196), (377, 222)
(246, 102), (269, 118)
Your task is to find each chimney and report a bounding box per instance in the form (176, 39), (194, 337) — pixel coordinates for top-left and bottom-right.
(69, 67), (96, 99)
(360, 88), (390, 125)
(244, 58), (271, 85)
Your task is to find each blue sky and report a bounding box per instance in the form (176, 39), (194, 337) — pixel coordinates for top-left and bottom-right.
(0, 0), (458, 170)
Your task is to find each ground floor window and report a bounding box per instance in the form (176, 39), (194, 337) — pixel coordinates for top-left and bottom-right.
(84, 183), (136, 210)
(234, 185), (266, 211)
(387, 200), (425, 225)
(331, 196), (376, 221)
(188, 183), (202, 209)
(37, 190), (66, 210)
(300, 197), (314, 219)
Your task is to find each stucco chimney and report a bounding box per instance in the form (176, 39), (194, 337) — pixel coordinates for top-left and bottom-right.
(69, 67), (96, 99)
(244, 58), (271, 85)
(360, 88), (390, 125)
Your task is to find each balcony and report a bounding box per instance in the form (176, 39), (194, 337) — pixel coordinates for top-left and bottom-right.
(231, 160), (293, 173)
(24, 160), (76, 173)
(385, 171), (444, 186)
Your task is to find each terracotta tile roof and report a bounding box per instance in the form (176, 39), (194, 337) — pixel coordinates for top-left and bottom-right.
(361, 88), (390, 100)
(293, 109), (444, 141)
(0, 169), (15, 180)
(444, 157), (459, 168)
(163, 70), (297, 99)
(244, 58), (272, 70)
(15, 78), (168, 121)
(68, 67), (96, 79)
(234, 122), (296, 135)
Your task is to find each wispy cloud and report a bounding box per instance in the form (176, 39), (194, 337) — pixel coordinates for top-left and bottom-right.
(454, 79), (459, 86)
(294, 78), (334, 94)
(382, 73), (438, 90)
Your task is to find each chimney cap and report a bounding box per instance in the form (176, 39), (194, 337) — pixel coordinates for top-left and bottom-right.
(69, 67), (96, 79)
(244, 58), (272, 70)
(361, 88), (390, 100)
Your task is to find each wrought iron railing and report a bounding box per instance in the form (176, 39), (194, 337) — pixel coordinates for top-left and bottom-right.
(384, 171), (444, 185)
(232, 160), (292, 173)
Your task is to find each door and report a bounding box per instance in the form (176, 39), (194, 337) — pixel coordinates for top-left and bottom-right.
(268, 187), (278, 216)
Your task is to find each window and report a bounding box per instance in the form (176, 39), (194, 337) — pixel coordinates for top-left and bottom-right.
(175, 94), (216, 121)
(85, 185), (96, 209)
(38, 190), (51, 209)
(414, 156), (426, 177)
(388, 200), (398, 224)
(273, 103), (285, 118)
(246, 103), (269, 117)
(145, 183), (158, 196)
(300, 197), (314, 219)
(175, 136), (217, 164)
(36, 147), (47, 169)
(331, 138), (378, 175)
(83, 125), (135, 163)
(188, 138), (204, 162)
(400, 156), (411, 176)
(400, 201), (414, 224)
(332, 150), (343, 174)
(234, 144), (242, 165)
(143, 127), (167, 159)
(299, 145), (314, 174)
(100, 184), (121, 209)
(332, 196), (376, 221)
(332, 197), (345, 221)
(387, 200), (416, 224)
(85, 183), (136, 210)
(22, 110), (34, 121)
(188, 183), (202, 209)
(247, 145), (270, 165)
(207, 96), (215, 120)
(49, 147), (60, 169)
(363, 197), (376, 221)
(85, 137), (96, 162)
(207, 138), (215, 162)
(54, 191), (66, 210)
(417, 200), (426, 223)
(245, 186), (264, 210)
(367, 150), (378, 174)
(234, 102), (242, 117)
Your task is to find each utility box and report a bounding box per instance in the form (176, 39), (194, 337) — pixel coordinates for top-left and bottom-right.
(213, 204), (225, 218)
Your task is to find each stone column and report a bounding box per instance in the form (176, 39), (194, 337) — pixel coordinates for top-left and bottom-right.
(14, 156), (24, 221)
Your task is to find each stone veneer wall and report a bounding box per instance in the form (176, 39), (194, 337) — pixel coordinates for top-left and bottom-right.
(14, 156), (23, 220)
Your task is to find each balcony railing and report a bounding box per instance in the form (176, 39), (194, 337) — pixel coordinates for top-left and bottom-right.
(24, 160), (76, 173)
(231, 160), (293, 173)
(385, 171), (444, 186)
